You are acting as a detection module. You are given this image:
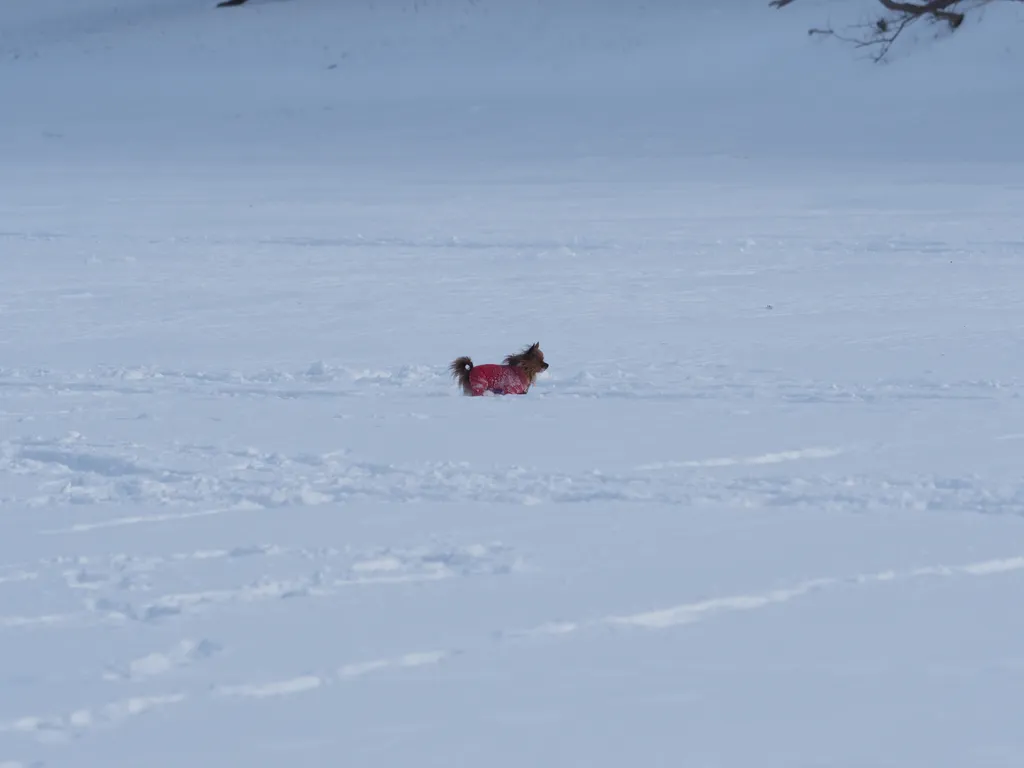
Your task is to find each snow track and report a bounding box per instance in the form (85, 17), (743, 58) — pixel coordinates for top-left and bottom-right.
(3, 547), (1024, 748)
(7, 424), (1024, 531)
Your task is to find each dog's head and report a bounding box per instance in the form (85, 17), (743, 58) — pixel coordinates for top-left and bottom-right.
(505, 342), (549, 382)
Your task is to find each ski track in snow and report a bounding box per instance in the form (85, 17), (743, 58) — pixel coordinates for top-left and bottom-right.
(0, 541), (519, 632)
(504, 557), (1024, 641)
(634, 446), (845, 470)
(3, 553), (1022, 745)
(103, 639), (223, 683)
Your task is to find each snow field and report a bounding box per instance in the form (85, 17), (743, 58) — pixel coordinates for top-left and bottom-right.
(3, 0), (1024, 765)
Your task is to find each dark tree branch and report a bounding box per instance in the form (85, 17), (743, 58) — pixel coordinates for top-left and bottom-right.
(771, 0), (1019, 61)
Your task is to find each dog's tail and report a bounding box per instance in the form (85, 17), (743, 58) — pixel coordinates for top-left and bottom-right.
(449, 356), (473, 395)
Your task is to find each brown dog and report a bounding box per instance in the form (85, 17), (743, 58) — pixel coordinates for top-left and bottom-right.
(450, 343), (549, 396)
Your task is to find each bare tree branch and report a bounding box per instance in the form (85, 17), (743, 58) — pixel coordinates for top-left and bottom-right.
(771, 0), (1019, 61)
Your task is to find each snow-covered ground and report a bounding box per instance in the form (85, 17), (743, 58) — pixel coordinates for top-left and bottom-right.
(3, 1), (1024, 766)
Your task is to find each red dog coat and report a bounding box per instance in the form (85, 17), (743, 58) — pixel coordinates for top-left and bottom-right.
(467, 364), (531, 396)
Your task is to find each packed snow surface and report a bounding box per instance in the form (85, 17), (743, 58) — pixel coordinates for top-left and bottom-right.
(3, 0), (1024, 766)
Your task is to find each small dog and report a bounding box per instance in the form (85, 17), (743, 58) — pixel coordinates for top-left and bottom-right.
(450, 342), (549, 396)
